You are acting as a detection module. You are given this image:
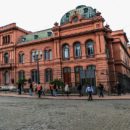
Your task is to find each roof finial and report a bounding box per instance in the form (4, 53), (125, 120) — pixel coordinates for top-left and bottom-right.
(54, 22), (59, 26)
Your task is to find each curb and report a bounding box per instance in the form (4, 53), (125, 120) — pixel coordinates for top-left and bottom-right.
(0, 94), (130, 100)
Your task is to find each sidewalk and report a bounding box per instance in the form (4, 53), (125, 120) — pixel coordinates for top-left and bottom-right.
(0, 92), (130, 100)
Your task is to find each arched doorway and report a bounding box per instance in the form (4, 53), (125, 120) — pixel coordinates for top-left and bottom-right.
(63, 67), (71, 85)
(74, 66), (83, 85)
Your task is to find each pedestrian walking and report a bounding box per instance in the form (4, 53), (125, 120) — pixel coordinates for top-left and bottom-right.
(41, 84), (45, 96)
(36, 83), (42, 98)
(33, 82), (37, 94)
(98, 83), (104, 97)
(18, 82), (22, 95)
(64, 83), (70, 96)
(29, 82), (33, 96)
(53, 84), (57, 96)
(86, 84), (94, 101)
(49, 84), (53, 96)
(77, 83), (83, 96)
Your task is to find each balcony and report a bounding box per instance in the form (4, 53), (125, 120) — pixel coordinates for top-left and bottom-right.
(0, 60), (15, 69)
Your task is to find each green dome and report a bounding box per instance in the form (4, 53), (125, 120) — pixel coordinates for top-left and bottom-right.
(60, 5), (96, 25)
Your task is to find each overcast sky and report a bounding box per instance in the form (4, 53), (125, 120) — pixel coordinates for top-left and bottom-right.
(0, 0), (130, 41)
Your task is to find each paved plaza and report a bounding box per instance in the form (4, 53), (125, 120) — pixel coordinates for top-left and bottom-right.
(0, 96), (130, 130)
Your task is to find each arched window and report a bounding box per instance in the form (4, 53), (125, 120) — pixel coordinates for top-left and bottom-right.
(86, 40), (94, 56)
(63, 67), (71, 84)
(74, 66), (83, 84)
(44, 49), (52, 60)
(31, 50), (43, 62)
(74, 42), (81, 58)
(31, 50), (35, 62)
(4, 71), (10, 85)
(18, 70), (25, 80)
(4, 53), (9, 64)
(19, 53), (24, 64)
(63, 44), (70, 59)
(31, 70), (38, 83)
(87, 65), (96, 70)
(45, 68), (53, 82)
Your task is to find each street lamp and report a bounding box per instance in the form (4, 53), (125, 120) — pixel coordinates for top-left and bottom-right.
(32, 50), (42, 84)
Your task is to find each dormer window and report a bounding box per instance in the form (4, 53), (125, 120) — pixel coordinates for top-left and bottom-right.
(47, 32), (52, 37)
(72, 16), (78, 23)
(84, 8), (88, 13)
(34, 35), (39, 39)
(66, 13), (70, 18)
(22, 38), (26, 42)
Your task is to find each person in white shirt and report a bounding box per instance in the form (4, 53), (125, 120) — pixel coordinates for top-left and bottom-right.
(64, 83), (69, 96)
(86, 84), (94, 101)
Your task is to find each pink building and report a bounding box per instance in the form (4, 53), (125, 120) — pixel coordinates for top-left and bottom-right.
(0, 5), (130, 92)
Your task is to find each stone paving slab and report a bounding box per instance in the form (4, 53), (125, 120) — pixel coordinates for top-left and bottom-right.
(0, 92), (130, 100)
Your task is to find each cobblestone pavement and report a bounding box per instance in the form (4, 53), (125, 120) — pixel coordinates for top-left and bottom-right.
(0, 97), (130, 130)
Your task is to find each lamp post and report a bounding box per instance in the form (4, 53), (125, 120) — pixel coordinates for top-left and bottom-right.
(32, 50), (42, 84)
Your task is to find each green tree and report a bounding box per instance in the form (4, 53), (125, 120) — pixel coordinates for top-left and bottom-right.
(50, 79), (65, 94)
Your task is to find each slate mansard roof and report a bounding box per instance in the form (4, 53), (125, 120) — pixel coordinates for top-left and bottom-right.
(18, 28), (53, 44)
(60, 5), (96, 25)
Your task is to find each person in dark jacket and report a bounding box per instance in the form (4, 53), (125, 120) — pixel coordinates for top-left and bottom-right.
(98, 83), (104, 97)
(18, 82), (22, 95)
(49, 84), (53, 96)
(29, 83), (33, 96)
(77, 84), (83, 96)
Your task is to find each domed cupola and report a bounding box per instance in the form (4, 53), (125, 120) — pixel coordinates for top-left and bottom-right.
(60, 5), (96, 25)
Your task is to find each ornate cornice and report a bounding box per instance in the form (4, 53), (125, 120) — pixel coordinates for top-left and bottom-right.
(53, 16), (104, 32)
(113, 38), (130, 58)
(53, 28), (106, 40)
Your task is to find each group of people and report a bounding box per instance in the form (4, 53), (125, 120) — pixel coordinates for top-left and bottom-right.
(64, 83), (104, 101)
(17, 81), (123, 100)
(49, 84), (58, 96)
(17, 82), (45, 98)
(29, 82), (46, 98)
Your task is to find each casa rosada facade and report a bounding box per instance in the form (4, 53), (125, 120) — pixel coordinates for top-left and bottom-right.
(0, 5), (130, 92)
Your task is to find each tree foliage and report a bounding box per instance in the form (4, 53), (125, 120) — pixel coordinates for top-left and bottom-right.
(50, 79), (64, 88)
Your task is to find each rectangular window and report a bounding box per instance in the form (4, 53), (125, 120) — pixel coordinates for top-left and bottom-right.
(47, 32), (52, 37)
(31, 52), (35, 62)
(45, 69), (52, 82)
(2, 35), (10, 44)
(50, 51), (52, 60)
(19, 54), (24, 64)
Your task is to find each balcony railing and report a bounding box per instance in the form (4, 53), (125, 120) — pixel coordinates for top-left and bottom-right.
(0, 59), (15, 69)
